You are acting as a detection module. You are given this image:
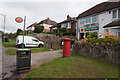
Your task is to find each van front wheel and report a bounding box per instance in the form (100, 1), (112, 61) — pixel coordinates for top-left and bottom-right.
(38, 44), (43, 47)
(19, 44), (25, 48)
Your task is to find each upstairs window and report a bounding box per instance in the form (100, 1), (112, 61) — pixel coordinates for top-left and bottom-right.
(80, 19), (84, 25)
(86, 17), (91, 23)
(113, 10), (117, 19)
(92, 15), (98, 23)
(118, 9), (120, 18)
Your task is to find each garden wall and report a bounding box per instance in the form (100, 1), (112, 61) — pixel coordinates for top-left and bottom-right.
(72, 41), (120, 64)
(32, 33), (76, 50)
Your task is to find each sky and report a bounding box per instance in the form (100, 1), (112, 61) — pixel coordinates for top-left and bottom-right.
(0, 0), (119, 33)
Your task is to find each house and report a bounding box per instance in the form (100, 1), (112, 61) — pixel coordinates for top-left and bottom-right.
(49, 24), (60, 34)
(37, 17), (57, 32)
(76, 1), (120, 40)
(58, 15), (77, 35)
(26, 22), (37, 33)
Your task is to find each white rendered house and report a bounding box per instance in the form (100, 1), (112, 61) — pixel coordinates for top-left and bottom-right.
(76, 1), (120, 40)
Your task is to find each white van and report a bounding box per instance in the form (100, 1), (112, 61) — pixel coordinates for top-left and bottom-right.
(16, 35), (44, 48)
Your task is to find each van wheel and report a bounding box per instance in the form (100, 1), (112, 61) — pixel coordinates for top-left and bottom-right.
(38, 44), (43, 47)
(19, 44), (25, 48)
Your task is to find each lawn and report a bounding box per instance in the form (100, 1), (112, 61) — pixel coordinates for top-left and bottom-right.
(5, 47), (50, 55)
(25, 54), (119, 78)
(2, 39), (16, 47)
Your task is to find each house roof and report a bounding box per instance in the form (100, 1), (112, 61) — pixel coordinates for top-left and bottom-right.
(26, 22), (37, 29)
(103, 19), (120, 28)
(59, 17), (77, 24)
(37, 17), (57, 26)
(77, 2), (120, 19)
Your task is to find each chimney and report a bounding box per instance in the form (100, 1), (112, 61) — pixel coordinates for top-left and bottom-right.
(47, 17), (50, 24)
(67, 15), (71, 20)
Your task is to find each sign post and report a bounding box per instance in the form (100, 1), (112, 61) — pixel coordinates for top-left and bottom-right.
(15, 16), (26, 48)
(22, 16), (26, 48)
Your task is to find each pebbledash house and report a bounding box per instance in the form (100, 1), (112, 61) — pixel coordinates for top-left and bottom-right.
(76, 1), (120, 40)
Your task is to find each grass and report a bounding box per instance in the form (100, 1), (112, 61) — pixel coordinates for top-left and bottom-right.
(25, 54), (119, 78)
(2, 39), (16, 47)
(5, 47), (50, 55)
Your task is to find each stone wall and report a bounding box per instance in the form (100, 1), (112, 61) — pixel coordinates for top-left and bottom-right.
(72, 41), (120, 64)
(32, 33), (76, 49)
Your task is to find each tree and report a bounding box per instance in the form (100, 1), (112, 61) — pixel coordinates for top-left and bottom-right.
(34, 25), (44, 33)
(17, 29), (23, 36)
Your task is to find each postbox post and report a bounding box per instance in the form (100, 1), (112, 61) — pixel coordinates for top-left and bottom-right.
(63, 38), (72, 58)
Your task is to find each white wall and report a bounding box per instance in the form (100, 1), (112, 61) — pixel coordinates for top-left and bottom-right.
(42, 23), (53, 29)
(27, 26), (35, 31)
(98, 11), (112, 38)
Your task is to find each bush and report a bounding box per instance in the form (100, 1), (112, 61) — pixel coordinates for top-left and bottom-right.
(85, 32), (120, 44)
(60, 27), (67, 33)
(34, 25), (44, 33)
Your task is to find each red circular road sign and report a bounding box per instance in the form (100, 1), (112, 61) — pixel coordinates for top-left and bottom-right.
(15, 17), (23, 23)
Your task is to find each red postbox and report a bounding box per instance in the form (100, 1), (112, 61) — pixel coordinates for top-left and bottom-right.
(63, 38), (72, 58)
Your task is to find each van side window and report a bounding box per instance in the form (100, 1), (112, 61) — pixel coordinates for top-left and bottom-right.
(32, 39), (39, 42)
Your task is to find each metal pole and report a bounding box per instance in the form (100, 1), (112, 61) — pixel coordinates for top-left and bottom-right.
(3, 15), (6, 33)
(22, 16), (26, 48)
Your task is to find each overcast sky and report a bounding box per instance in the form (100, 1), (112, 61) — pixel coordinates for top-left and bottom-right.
(0, 0), (119, 33)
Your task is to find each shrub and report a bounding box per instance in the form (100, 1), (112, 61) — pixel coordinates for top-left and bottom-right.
(85, 32), (120, 44)
(34, 25), (44, 33)
(60, 27), (67, 33)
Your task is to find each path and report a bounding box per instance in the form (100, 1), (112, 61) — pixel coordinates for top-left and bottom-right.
(2, 47), (62, 79)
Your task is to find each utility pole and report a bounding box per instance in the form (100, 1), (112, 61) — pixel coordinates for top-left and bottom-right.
(0, 14), (6, 33)
(0, 14), (6, 41)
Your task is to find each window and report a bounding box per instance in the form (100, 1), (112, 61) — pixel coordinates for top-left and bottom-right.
(86, 17), (91, 23)
(113, 10), (117, 18)
(32, 39), (39, 42)
(118, 9), (120, 18)
(92, 15), (98, 23)
(80, 19), (84, 25)
(67, 23), (71, 28)
(119, 32), (120, 38)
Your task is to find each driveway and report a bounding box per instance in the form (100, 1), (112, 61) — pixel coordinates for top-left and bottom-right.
(2, 47), (62, 79)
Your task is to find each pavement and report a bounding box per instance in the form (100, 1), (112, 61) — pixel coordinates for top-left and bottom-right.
(2, 47), (63, 79)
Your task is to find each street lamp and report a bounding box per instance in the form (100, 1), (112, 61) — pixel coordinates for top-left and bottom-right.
(0, 14), (6, 33)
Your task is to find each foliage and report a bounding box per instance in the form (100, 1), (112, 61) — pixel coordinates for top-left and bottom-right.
(56, 30), (63, 36)
(25, 54), (118, 78)
(42, 31), (52, 34)
(85, 32), (120, 44)
(34, 25), (44, 33)
(60, 27), (67, 33)
(17, 29), (23, 36)
(8, 33), (17, 39)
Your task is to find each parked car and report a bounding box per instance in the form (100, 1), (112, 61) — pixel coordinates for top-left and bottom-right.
(16, 35), (44, 48)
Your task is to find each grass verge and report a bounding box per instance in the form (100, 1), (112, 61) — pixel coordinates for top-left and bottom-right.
(25, 54), (119, 78)
(2, 39), (16, 47)
(5, 47), (50, 55)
